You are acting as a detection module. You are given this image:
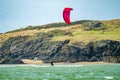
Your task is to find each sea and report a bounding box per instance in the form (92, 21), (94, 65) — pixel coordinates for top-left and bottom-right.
(0, 64), (120, 80)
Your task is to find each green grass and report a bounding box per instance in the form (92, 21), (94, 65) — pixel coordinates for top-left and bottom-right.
(0, 19), (120, 44)
(52, 28), (120, 44)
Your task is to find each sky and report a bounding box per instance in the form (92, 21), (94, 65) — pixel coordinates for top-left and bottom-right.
(0, 0), (120, 33)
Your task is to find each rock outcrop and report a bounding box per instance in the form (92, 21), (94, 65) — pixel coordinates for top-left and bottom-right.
(82, 21), (105, 30)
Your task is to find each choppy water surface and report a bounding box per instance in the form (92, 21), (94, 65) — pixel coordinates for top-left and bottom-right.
(0, 64), (120, 80)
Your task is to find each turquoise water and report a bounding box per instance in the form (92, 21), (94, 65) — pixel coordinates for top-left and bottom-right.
(0, 64), (120, 80)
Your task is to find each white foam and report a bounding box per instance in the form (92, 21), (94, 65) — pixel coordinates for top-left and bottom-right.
(43, 79), (48, 80)
(104, 76), (114, 79)
(76, 75), (83, 78)
(0, 64), (84, 67)
(54, 64), (84, 67)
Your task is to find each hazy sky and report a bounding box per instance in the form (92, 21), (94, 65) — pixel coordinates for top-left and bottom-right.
(0, 0), (120, 33)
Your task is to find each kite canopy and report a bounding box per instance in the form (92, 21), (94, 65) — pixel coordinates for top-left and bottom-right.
(63, 7), (73, 24)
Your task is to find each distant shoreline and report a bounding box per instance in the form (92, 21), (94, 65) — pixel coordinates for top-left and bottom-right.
(21, 59), (118, 65)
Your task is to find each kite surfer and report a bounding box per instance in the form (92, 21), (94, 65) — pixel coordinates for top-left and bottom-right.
(50, 61), (54, 66)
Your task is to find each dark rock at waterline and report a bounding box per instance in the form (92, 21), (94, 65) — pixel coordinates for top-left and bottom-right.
(0, 58), (24, 64)
(103, 56), (120, 63)
(89, 57), (99, 62)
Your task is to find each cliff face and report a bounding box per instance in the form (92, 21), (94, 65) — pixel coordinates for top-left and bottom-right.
(0, 32), (120, 64)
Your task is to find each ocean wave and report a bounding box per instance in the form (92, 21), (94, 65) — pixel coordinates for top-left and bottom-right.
(0, 64), (84, 67)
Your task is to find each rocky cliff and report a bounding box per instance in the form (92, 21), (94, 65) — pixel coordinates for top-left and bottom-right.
(0, 32), (119, 64)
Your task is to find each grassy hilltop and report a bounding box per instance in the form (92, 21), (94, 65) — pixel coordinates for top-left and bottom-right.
(0, 19), (120, 45)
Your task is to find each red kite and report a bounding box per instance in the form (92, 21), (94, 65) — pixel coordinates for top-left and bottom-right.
(63, 7), (73, 24)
